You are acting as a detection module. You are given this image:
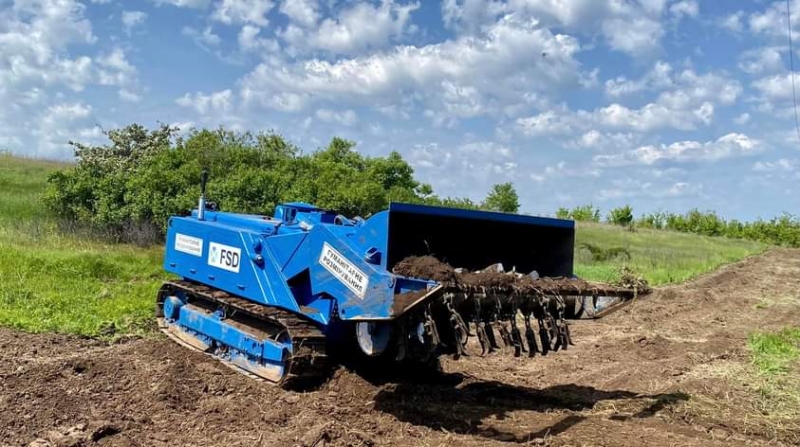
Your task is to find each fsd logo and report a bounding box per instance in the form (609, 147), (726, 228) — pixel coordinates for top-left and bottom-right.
(208, 242), (241, 273)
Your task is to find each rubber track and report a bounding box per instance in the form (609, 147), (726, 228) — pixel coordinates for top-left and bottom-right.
(159, 280), (329, 385)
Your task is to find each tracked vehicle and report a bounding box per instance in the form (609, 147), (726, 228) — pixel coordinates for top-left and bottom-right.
(157, 175), (644, 386)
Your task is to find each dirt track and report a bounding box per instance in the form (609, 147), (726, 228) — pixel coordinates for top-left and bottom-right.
(2, 249), (800, 446)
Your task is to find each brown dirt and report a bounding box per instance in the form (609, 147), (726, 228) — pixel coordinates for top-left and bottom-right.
(392, 255), (458, 283)
(392, 255), (649, 294)
(3, 249), (800, 446)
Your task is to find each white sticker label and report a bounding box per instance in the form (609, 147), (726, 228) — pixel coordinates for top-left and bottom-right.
(319, 243), (369, 298)
(175, 233), (203, 257)
(208, 242), (241, 273)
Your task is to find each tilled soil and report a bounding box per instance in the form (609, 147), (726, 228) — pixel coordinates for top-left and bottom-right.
(392, 255), (648, 293)
(3, 249), (800, 446)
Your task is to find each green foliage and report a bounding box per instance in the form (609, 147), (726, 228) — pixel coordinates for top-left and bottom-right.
(636, 209), (800, 247)
(607, 205), (634, 226)
(429, 196), (482, 210)
(666, 209), (726, 236)
(43, 124), (181, 232)
(482, 182), (520, 213)
(749, 328), (800, 375)
(560, 204), (601, 222)
(43, 125), (443, 239)
(637, 210), (668, 229)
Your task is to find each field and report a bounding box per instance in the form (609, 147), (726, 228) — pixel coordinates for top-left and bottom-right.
(1, 155), (799, 446)
(0, 155), (163, 337)
(573, 222), (765, 285)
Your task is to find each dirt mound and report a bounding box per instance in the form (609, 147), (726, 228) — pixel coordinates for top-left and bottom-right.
(392, 255), (458, 283)
(2, 249), (800, 446)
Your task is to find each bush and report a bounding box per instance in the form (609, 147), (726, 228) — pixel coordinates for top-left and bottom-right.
(607, 205), (634, 226)
(44, 124), (524, 243)
(44, 125), (431, 240)
(552, 204), (601, 222)
(637, 211), (668, 229)
(571, 204), (601, 222)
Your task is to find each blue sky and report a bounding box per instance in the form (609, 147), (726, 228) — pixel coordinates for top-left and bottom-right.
(2, 0), (799, 220)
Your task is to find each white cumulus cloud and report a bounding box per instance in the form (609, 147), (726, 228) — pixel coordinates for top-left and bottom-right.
(753, 158), (797, 172)
(738, 47), (784, 75)
(212, 0), (275, 26)
(121, 10), (147, 35)
(409, 141), (517, 197)
(118, 88), (141, 103)
(669, 0), (698, 19)
(238, 25), (280, 54)
(33, 102), (95, 158)
(442, 0), (695, 58)
(753, 73), (794, 101)
(605, 61), (673, 97)
(315, 108), (358, 126)
(281, 0), (420, 55)
(153, 0), (211, 8)
(96, 48), (137, 87)
(719, 11), (745, 33)
(243, 14), (582, 117)
(594, 133), (760, 167)
(182, 26), (222, 48)
(519, 64), (740, 136)
(748, 0), (800, 39)
(279, 0), (320, 27)
(176, 89), (233, 115)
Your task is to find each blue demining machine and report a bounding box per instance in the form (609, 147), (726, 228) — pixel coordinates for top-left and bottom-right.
(157, 174), (645, 386)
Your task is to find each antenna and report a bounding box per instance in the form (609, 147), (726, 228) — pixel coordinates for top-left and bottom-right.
(787, 0), (800, 142)
(198, 170), (208, 221)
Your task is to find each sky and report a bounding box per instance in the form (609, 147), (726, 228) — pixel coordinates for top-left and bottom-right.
(1, 0), (800, 220)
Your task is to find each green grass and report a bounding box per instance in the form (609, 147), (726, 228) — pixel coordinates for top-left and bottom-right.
(574, 222), (766, 285)
(0, 155), (66, 224)
(0, 155), (165, 337)
(745, 327), (800, 435)
(0, 154), (770, 336)
(748, 327), (800, 375)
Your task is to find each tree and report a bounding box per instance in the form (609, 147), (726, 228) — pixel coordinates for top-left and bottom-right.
(607, 205), (634, 226)
(570, 204), (601, 222)
(483, 183), (520, 213)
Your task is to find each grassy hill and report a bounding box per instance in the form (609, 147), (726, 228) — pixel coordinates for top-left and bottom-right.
(574, 223), (764, 284)
(0, 154), (766, 337)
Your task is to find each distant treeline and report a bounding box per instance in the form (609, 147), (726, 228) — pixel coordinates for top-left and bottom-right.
(557, 204), (800, 248)
(44, 124), (520, 243)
